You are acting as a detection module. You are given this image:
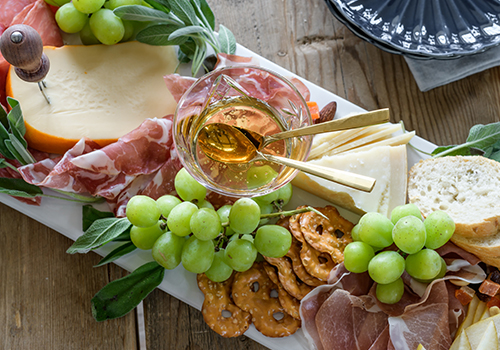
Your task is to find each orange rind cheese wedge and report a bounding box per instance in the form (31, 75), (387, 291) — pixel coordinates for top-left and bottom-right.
(6, 42), (179, 154)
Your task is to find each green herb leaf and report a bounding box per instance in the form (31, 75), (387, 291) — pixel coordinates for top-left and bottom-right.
(67, 217), (132, 254)
(433, 122), (500, 157)
(0, 123), (15, 160)
(136, 24), (188, 45)
(9, 123), (28, 149)
(218, 25), (237, 54)
(0, 159), (8, 169)
(144, 0), (170, 10)
(7, 135), (34, 165)
(94, 242), (137, 267)
(0, 104), (8, 129)
(190, 0), (215, 29)
(191, 39), (207, 76)
(82, 205), (115, 231)
(6, 97), (26, 136)
(168, 25), (206, 40)
(165, 0), (198, 25)
(178, 38), (196, 58)
(91, 261), (164, 321)
(113, 5), (178, 23)
(0, 177), (43, 198)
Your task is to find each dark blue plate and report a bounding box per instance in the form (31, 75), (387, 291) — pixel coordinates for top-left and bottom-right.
(326, 0), (500, 59)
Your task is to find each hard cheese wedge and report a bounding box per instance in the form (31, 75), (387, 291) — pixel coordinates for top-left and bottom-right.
(292, 145), (407, 217)
(7, 42), (178, 154)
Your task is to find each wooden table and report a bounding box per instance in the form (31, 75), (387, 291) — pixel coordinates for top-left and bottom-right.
(1, 0), (499, 349)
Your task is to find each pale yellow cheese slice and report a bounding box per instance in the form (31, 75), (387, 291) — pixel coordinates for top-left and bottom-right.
(292, 145), (407, 217)
(7, 41), (178, 154)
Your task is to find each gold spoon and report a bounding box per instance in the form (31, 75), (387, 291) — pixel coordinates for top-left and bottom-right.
(202, 108), (390, 151)
(197, 123), (376, 192)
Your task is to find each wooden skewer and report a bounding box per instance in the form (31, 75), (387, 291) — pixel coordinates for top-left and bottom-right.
(0, 24), (50, 104)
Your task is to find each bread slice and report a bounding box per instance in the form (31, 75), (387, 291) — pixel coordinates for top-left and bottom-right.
(408, 156), (500, 239)
(292, 145), (407, 217)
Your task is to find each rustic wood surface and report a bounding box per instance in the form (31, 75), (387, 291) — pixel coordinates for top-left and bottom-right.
(1, 0), (499, 349)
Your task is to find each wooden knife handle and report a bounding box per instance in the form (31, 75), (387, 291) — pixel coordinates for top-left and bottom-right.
(0, 24), (50, 83)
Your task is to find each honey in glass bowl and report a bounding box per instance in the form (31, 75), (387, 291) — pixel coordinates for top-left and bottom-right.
(173, 65), (312, 197)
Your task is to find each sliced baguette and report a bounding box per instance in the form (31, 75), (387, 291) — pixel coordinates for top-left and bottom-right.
(408, 156), (500, 239)
(292, 145), (407, 217)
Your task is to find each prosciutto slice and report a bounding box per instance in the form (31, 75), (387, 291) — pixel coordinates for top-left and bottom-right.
(18, 117), (178, 215)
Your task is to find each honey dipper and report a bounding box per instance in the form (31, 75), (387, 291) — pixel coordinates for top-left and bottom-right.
(0, 24), (50, 104)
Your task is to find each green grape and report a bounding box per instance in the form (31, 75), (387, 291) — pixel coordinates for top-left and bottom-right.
(224, 238), (257, 272)
(229, 198), (261, 234)
(351, 224), (361, 241)
(89, 9), (125, 45)
(167, 201), (198, 237)
(205, 250), (233, 282)
(44, 0), (71, 6)
(368, 251), (405, 284)
(254, 225), (292, 258)
(190, 208), (221, 241)
(106, 0), (142, 10)
(405, 249), (442, 280)
(254, 199), (274, 225)
(376, 278), (404, 304)
(80, 21), (100, 45)
(415, 257), (447, 283)
(152, 231), (185, 269)
(424, 211), (455, 249)
(240, 234), (254, 243)
(246, 165), (278, 189)
(156, 195), (181, 218)
(390, 203), (422, 224)
(392, 216), (426, 254)
(181, 236), (214, 273)
(216, 205), (232, 225)
(343, 241), (375, 273)
(224, 226), (236, 236)
(276, 182), (293, 206)
(130, 221), (165, 250)
(197, 199), (214, 210)
(73, 0), (106, 14)
(126, 195), (160, 228)
(120, 20), (135, 42)
(358, 212), (394, 248)
(55, 3), (88, 34)
(174, 168), (207, 202)
(253, 190), (279, 205)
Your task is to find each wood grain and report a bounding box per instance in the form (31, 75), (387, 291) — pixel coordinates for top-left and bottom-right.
(1, 0), (499, 349)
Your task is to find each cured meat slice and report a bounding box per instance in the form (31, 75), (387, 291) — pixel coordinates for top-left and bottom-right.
(0, 0), (36, 29)
(10, 0), (63, 47)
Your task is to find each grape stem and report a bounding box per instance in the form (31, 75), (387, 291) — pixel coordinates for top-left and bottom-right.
(260, 206), (328, 220)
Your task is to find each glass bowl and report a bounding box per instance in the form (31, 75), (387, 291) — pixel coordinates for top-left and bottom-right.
(173, 65), (312, 198)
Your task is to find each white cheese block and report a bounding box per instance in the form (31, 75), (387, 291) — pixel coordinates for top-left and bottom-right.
(292, 145), (408, 217)
(7, 41), (179, 154)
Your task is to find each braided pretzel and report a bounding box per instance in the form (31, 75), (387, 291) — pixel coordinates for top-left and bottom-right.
(300, 240), (336, 281)
(232, 262), (301, 337)
(299, 205), (353, 263)
(197, 273), (251, 338)
(286, 237), (326, 287)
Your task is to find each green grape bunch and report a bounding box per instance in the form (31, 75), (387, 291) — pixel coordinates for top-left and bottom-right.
(343, 203), (455, 305)
(125, 167), (296, 283)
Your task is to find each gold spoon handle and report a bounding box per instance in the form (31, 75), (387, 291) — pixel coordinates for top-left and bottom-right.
(263, 154), (376, 192)
(264, 108), (390, 146)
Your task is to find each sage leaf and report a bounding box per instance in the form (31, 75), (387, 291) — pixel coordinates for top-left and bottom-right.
(191, 0), (215, 29)
(91, 261), (164, 321)
(218, 25), (236, 54)
(7, 135), (34, 165)
(0, 104), (7, 129)
(0, 158), (8, 169)
(136, 24), (188, 45)
(165, 0), (198, 26)
(82, 205), (115, 231)
(94, 242), (136, 267)
(0, 123), (15, 160)
(144, 0), (170, 10)
(433, 122), (500, 157)
(113, 5), (178, 23)
(6, 97), (25, 136)
(0, 177), (43, 198)
(10, 123), (28, 149)
(168, 25), (207, 40)
(67, 217), (132, 254)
